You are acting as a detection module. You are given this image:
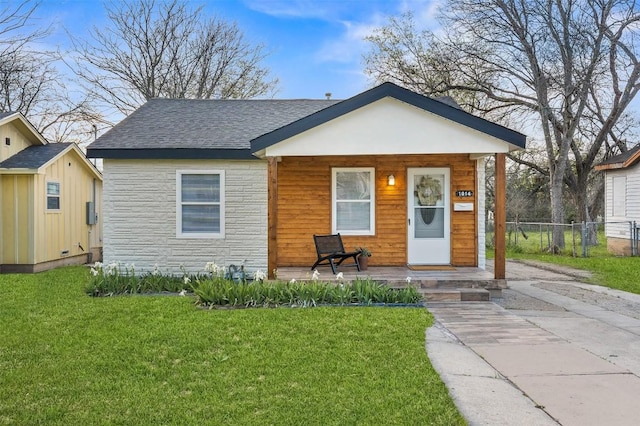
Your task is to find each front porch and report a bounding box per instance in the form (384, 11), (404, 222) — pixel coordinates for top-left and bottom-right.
(275, 265), (504, 302)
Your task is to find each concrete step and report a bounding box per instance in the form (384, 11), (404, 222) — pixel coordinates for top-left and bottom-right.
(388, 279), (503, 289)
(420, 288), (491, 302)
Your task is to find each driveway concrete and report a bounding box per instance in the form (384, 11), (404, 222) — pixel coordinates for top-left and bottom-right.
(426, 260), (640, 426)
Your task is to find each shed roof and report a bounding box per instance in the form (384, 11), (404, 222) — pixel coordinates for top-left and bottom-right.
(0, 142), (102, 179)
(0, 143), (70, 169)
(595, 144), (640, 171)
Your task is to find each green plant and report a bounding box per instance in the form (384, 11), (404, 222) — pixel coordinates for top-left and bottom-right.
(356, 246), (372, 257)
(190, 277), (423, 308)
(87, 261), (423, 307)
(86, 262), (193, 296)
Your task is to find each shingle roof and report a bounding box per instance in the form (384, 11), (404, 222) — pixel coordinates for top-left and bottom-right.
(88, 98), (340, 152)
(595, 144), (640, 170)
(0, 111), (16, 120)
(0, 143), (71, 169)
(87, 83), (526, 160)
(251, 82), (526, 153)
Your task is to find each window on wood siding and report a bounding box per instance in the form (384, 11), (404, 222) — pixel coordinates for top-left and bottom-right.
(46, 181), (60, 211)
(332, 168), (375, 235)
(176, 171), (225, 238)
(612, 176), (626, 217)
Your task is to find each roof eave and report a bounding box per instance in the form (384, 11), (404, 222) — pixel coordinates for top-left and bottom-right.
(0, 112), (48, 146)
(0, 168), (39, 174)
(87, 148), (259, 160)
(594, 163), (622, 171)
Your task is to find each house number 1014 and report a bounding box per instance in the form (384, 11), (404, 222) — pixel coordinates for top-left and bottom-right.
(456, 190), (473, 197)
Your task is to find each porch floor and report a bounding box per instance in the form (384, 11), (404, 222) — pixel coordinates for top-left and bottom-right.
(276, 265), (500, 288)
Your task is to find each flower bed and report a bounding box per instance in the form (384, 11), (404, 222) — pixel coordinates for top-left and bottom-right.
(86, 262), (422, 307)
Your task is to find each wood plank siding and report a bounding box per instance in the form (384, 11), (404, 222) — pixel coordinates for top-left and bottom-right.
(35, 150), (101, 264)
(275, 154), (478, 267)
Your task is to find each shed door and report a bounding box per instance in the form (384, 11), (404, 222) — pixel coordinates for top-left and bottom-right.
(407, 168), (450, 264)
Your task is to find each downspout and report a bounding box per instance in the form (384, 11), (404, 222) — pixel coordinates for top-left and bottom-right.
(14, 176), (19, 263)
(88, 178), (97, 264)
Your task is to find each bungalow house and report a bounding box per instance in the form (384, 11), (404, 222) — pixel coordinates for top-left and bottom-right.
(594, 144), (640, 255)
(0, 112), (103, 273)
(87, 83), (525, 279)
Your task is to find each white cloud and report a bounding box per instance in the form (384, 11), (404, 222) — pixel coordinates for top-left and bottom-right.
(314, 19), (379, 64)
(243, 0), (344, 20)
(314, 0), (439, 65)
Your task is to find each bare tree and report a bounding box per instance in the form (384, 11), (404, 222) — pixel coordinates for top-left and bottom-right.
(364, 2), (640, 248)
(0, 0), (98, 143)
(70, 0), (278, 120)
(364, 13), (493, 116)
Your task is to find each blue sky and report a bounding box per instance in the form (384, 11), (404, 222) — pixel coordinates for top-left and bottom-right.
(35, 0), (437, 100)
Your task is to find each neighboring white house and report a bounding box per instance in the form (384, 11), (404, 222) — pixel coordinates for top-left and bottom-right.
(87, 83), (526, 277)
(595, 144), (640, 255)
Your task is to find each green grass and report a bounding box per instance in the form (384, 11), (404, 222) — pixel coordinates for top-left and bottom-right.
(487, 228), (640, 294)
(0, 267), (464, 425)
(490, 228), (609, 257)
(505, 252), (640, 294)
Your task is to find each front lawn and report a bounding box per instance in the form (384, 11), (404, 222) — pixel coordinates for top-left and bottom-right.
(506, 252), (640, 294)
(0, 267), (464, 425)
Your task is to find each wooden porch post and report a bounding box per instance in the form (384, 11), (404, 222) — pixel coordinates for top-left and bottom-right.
(267, 157), (278, 279)
(494, 153), (506, 280)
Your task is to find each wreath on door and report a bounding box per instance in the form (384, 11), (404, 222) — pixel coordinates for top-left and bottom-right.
(415, 176), (443, 224)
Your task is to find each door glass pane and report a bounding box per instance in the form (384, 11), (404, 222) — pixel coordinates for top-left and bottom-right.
(414, 207), (444, 238)
(414, 174), (443, 206)
(413, 174), (445, 238)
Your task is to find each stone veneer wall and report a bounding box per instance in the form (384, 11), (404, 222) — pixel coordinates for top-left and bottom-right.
(102, 159), (267, 275)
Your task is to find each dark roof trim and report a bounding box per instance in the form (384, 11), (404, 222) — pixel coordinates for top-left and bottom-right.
(86, 148), (258, 160)
(250, 82), (526, 153)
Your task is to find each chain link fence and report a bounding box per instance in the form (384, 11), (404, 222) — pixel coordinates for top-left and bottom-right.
(486, 220), (640, 257)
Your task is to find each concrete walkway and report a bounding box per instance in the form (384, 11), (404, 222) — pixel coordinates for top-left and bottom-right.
(426, 260), (640, 426)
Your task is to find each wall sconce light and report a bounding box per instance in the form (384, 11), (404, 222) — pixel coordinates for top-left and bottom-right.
(387, 174), (395, 186)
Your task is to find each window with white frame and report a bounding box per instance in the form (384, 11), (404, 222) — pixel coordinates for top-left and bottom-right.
(612, 176), (626, 217)
(46, 181), (60, 211)
(332, 168), (375, 235)
(176, 171), (224, 238)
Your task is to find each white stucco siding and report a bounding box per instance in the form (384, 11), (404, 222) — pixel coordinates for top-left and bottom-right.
(264, 97), (516, 157)
(477, 158), (486, 269)
(103, 159), (267, 274)
(604, 166), (640, 239)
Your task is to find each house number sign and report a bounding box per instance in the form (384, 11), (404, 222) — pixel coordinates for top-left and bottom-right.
(456, 190), (474, 197)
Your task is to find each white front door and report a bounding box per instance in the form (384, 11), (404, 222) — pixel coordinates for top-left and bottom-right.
(407, 168), (450, 265)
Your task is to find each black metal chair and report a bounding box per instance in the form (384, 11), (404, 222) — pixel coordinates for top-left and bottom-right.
(311, 234), (361, 274)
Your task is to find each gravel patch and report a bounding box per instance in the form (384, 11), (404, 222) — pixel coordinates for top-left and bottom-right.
(533, 282), (640, 320)
(494, 289), (565, 311)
